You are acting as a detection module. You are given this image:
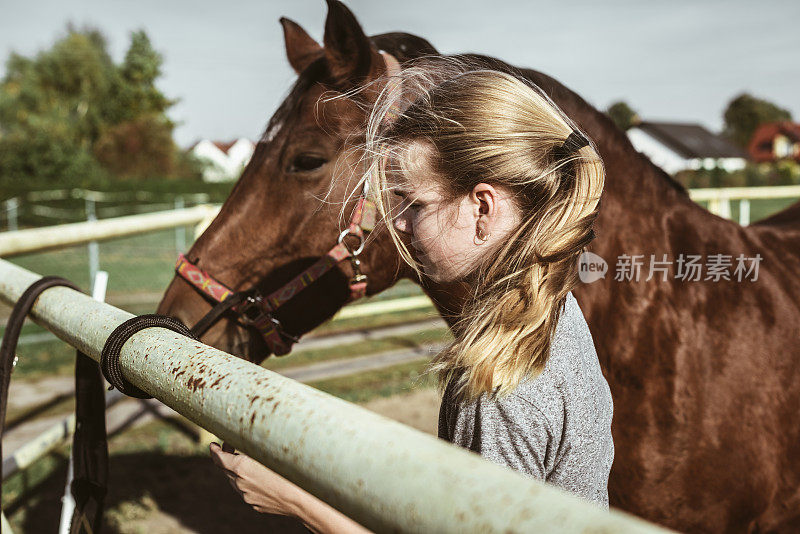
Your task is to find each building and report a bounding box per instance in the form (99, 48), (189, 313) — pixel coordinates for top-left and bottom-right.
(627, 121), (748, 175)
(747, 121), (800, 163)
(189, 138), (255, 182)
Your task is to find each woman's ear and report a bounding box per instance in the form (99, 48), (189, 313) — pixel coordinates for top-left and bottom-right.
(471, 183), (498, 243)
(471, 183), (498, 219)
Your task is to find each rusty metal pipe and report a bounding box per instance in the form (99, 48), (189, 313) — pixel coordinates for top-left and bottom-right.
(0, 258), (671, 533)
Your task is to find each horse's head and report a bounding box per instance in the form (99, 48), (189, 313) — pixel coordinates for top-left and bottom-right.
(157, 0), (444, 361)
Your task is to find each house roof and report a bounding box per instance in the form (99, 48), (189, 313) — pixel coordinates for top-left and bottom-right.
(187, 138), (254, 154)
(747, 121), (800, 162)
(212, 141), (237, 154)
(634, 121), (748, 159)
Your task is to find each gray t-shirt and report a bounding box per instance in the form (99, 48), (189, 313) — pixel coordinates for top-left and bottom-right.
(437, 291), (614, 509)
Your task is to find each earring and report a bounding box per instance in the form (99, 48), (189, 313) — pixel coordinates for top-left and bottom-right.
(476, 222), (491, 241)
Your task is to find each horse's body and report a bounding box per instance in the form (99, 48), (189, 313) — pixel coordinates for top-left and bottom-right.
(157, 2), (800, 531)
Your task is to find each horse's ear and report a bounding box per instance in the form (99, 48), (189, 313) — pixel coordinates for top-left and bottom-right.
(280, 17), (323, 74)
(322, 0), (383, 86)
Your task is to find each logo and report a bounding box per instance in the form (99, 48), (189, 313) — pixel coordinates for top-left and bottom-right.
(576, 251), (762, 283)
(578, 251), (608, 283)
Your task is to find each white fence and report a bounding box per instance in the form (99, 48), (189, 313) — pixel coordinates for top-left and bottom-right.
(688, 184), (800, 225)
(0, 204), (219, 257)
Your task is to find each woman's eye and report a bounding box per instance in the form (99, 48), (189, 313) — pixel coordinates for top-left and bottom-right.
(287, 154), (327, 173)
(402, 199), (422, 212)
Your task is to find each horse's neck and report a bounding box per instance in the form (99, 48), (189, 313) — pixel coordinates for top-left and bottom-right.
(565, 97), (711, 252)
(596, 137), (699, 252)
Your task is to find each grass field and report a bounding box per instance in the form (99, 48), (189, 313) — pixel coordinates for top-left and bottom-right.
(8, 227), (198, 293)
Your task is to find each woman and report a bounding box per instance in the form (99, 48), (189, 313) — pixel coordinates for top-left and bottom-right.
(211, 55), (613, 532)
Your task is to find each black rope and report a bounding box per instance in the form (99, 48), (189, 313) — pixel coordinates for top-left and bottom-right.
(69, 349), (108, 533)
(0, 276), (107, 534)
(100, 314), (197, 399)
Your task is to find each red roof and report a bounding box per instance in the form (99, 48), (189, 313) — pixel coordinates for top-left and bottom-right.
(747, 121), (800, 163)
(212, 141), (237, 154)
(187, 139), (252, 154)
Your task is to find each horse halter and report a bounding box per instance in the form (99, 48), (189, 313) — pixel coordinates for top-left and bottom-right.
(175, 185), (377, 357)
(174, 51), (399, 357)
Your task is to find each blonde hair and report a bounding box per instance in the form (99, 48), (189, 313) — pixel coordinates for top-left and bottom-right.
(323, 55), (605, 402)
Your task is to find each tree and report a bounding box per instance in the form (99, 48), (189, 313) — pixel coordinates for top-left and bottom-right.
(722, 93), (793, 149)
(606, 101), (640, 132)
(94, 113), (177, 178)
(0, 25), (191, 185)
(116, 30), (176, 123)
(0, 25), (116, 183)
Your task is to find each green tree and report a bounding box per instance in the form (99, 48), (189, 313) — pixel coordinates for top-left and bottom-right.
(116, 30), (176, 122)
(722, 93), (793, 149)
(0, 25), (116, 184)
(606, 100), (640, 132)
(0, 25), (192, 185)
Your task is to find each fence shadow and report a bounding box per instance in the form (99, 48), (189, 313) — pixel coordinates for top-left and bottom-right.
(11, 452), (315, 533)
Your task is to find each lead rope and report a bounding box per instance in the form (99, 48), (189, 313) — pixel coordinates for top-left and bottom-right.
(100, 314), (199, 399)
(0, 276), (107, 534)
(0, 278), (203, 534)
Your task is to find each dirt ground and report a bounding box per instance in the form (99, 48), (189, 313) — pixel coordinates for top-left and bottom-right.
(7, 388), (442, 534)
(359, 387), (440, 434)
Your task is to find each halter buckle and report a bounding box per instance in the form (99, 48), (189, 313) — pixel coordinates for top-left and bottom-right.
(349, 256), (367, 284)
(270, 316), (300, 344)
(238, 294), (268, 326)
(238, 294), (299, 344)
(337, 228), (365, 256)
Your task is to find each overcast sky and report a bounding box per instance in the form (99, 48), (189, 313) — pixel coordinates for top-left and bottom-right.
(2, 0), (798, 147)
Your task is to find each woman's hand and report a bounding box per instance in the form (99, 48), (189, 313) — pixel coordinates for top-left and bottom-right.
(209, 442), (302, 516)
(210, 442), (374, 533)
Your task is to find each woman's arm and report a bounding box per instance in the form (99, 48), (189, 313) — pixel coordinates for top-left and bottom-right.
(285, 483), (373, 534)
(210, 442), (372, 534)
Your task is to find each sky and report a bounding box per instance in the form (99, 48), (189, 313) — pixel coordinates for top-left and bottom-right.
(2, 0), (798, 147)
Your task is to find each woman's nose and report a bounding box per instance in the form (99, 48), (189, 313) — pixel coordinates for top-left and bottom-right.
(393, 211), (412, 235)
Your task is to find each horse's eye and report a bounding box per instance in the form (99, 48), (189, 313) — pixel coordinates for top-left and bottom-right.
(288, 154), (327, 173)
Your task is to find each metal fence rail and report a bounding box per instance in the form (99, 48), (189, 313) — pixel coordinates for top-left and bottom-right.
(0, 258), (670, 533)
(0, 205), (220, 257)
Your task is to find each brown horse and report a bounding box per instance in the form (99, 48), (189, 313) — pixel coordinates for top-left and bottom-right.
(157, 1), (800, 531)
